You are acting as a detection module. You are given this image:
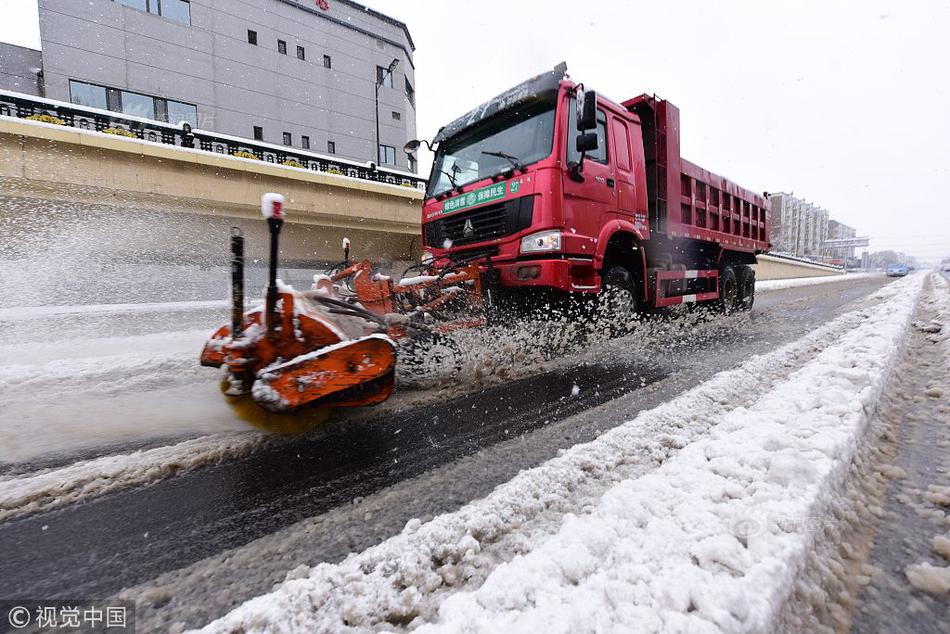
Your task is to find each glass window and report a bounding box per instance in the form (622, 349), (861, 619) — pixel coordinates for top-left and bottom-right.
(247, 30), (257, 45)
(566, 99), (608, 165)
(301, 135), (310, 149)
(283, 132), (292, 146)
(167, 100), (197, 127)
(296, 46), (305, 60)
(120, 90), (155, 119)
(69, 80), (108, 110)
(378, 144), (395, 165)
(428, 101), (556, 197)
(391, 111), (400, 121)
(278, 40), (287, 55)
(407, 153), (417, 173)
(376, 66), (393, 88)
(253, 126), (263, 141)
(327, 140), (335, 153)
(117, 0), (147, 11)
(405, 77), (415, 107)
(323, 55), (332, 69)
(160, 0), (191, 24)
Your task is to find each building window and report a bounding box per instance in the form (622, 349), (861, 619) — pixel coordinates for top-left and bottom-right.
(378, 144), (395, 165)
(296, 45), (306, 60)
(68, 79), (196, 125)
(327, 140), (335, 154)
(376, 65), (394, 88)
(391, 111), (401, 121)
(323, 55), (332, 69)
(247, 30), (257, 45)
(253, 126), (263, 141)
(277, 40), (287, 55)
(282, 132), (292, 146)
(407, 153), (417, 172)
(301, 135), (310, 150)
(115, 0), (190, 25)
(166, 99), (197, 126)
(69, 80), (108, 110)
(405, 77), (415, 107)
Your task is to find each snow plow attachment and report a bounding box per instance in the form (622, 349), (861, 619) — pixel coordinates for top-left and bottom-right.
(200, 194), (398, 432)
(201, 193), (484, 432)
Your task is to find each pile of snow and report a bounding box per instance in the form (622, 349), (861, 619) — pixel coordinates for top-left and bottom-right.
(756, 272), (878, 292)
(0, 432), (266, 522)
(198, 274), (925, 633)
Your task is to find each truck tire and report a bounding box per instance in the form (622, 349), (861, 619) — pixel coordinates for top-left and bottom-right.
(736, 266), (755, 311)
(717, 266), (738, 314)
(598, 265), (640, 335)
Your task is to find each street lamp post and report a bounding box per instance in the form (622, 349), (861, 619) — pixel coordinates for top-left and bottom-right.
(374, 58), (399, 165)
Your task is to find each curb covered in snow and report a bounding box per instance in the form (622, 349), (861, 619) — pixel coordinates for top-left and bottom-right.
(0, 433), (266, 522)
(755, 272), (878, 292)
(197, 274), (925, 633)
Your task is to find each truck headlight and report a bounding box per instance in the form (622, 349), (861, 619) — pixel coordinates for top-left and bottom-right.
(520, 230), (562, 254)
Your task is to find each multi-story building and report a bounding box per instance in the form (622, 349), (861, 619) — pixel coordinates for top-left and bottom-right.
(0, 42), (43, 95)
(826, 219), (858, 260)
(25, 0), (417, 171)
(768, 192), (829, 259)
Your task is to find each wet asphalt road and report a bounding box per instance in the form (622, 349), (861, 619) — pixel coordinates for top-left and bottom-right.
(0, 276), (894, 606)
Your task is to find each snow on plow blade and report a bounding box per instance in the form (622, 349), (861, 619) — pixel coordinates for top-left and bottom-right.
(253, 335), (396, 413)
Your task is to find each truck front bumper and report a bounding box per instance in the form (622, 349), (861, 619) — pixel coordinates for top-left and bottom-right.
(488, 257), (600, 294)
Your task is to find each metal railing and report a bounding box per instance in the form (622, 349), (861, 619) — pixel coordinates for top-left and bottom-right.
(0, 89), (426, 191)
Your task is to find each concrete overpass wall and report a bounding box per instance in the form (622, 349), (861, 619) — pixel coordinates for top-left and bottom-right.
(0, 117), (424, 269)
(753, 254), (844, 280)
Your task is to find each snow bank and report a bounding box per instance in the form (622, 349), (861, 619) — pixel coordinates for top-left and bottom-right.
(756, 272), (878, 292)
(198, 275), (924, 634)
(0, 432), (266, 522)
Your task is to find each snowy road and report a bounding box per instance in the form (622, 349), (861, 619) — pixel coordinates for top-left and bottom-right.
(2, 273), (931, 633)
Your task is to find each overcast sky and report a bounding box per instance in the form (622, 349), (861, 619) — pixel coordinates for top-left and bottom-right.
(3, 0), (949, 261)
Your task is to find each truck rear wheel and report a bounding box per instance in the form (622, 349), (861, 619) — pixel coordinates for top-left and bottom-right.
(736, 266), (755, 311)
(717, 266), (738, 314)
(598, 265), (640, 335)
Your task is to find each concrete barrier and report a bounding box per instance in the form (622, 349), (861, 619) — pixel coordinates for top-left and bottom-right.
(0, 117), (424, 267)
(753, 254), (844, 281)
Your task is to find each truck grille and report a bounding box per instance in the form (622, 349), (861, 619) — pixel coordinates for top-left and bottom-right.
(426, 195), (535, 248)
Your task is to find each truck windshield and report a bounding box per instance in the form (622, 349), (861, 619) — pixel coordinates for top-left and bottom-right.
(427, 103), (556, 198)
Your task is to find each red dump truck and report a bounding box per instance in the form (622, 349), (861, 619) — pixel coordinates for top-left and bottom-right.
(407, 63), (770, 316)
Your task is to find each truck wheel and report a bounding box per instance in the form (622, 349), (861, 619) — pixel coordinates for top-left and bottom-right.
(718, 266), (738, 314)
(736, 266), (755, 311)
(598, 265), (640, 335)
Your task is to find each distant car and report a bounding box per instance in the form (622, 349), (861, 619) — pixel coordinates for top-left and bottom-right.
(886, 264), (909, 277)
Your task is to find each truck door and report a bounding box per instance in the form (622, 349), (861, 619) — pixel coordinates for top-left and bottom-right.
(611, 118), (638, 218)
(563, 104), (616, 255)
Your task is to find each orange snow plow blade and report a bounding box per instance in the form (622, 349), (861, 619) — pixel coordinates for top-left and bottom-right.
(253, 335), (396, 412)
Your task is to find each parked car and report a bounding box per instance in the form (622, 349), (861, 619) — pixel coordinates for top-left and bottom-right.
(886, 264), (910, 277)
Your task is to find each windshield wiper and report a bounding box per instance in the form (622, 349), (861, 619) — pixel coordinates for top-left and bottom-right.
(438, 169), (465, 195)
(482, 150), (527, 173)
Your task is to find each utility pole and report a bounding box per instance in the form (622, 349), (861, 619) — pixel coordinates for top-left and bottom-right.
(374, 58), (399, 165)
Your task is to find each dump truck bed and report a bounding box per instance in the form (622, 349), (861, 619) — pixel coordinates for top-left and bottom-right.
(623, 94), (770, 253)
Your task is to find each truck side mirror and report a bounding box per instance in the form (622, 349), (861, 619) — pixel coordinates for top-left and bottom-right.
(576, 132), (598, 153)
(577, 89), (597, 131)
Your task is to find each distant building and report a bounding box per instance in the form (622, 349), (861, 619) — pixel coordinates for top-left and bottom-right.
(826, 219), (858, 260)
(23, 0), (418, 171)
(0, 42), (43, 95)
(768, 192), (828, 259)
